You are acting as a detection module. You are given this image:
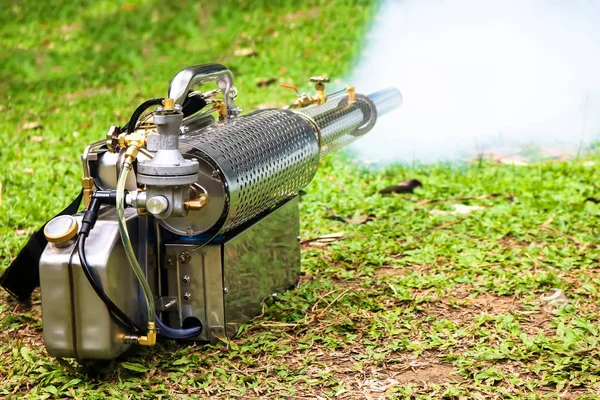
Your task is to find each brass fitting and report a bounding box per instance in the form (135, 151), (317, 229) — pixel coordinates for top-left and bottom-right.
(288, 76), (330, 109)
(310, 76), (329, 105)
(162, 98), (175, 111)
(117, 131), (147, 163)
(345, 85), (356, 104)
(81, 177), (94, 209)
(137, 322), (157, 346)
(184, 194), (209, 211)
(213, 99), (227, 121)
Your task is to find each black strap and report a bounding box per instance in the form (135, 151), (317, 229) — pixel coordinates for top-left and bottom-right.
(1, 191), (83, 301)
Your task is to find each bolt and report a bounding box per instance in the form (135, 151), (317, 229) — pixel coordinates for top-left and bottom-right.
(183, 292), (191, 301)
(211, 170), (220, 179)
(182, 275), (190, 284)
(186, 226), (194, 237)
(166, 258), (174, 268)
(164, 299), (177, 309)
(223, 287), (229, 294)
(178, 252), (191, 264)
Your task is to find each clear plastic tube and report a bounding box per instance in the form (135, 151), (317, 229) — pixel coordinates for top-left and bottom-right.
(116, 163), (156, 325)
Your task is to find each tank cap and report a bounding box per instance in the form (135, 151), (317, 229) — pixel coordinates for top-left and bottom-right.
(44, 215), (79, 244)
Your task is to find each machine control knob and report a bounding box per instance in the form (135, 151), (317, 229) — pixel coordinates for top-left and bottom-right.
(146, 196), (169, 216)
(44, 215), (79, 247)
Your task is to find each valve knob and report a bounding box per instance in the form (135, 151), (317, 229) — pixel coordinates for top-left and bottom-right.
(310, 76), (330, 84)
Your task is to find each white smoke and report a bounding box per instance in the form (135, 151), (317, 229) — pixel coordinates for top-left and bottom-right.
(350, 0), (600, 162)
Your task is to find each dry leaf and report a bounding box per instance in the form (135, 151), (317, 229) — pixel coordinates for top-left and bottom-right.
(22, 121), (42, 130)
(379, 179), (423, 194)
(430, 204), (485, 216)
(121, 3), (137, 11)
(16, 228), (27, 236)
(234, 47), (258, 57)
(23, 168), (34, 174)
(256, 103), (278, 110)
(368, 378), (399, 393)
(30, 136), (43, 143)
(59, 23), (82, 33)
(300, 232), (347, 246)
(324, 206), (375, 224)
(256, 77), (276, 87)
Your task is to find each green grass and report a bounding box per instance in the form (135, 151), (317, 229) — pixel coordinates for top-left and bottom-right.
(2, 1), (600, 399)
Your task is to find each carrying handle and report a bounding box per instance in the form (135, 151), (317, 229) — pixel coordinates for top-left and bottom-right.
(168, 64), (235, 122)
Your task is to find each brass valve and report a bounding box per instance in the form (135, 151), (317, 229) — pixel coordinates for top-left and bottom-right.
(310, 76), (330, 105)
(287, 75), (330, 109)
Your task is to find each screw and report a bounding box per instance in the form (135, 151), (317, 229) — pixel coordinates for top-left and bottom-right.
(164, 299), (177, 309)
(178, 252), (191, 264)
(166, 258), (174, 268)
(211, 170), (220, 179)
(182, 275), (190, 284)
(223, 287), (229, 294)
(183, 292), (191, 301)
(186, 226), (194, 237)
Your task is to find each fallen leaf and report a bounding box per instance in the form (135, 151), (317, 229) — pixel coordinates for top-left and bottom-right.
(368, 378), (399, 393)
(64, 87), (110, 100)
(417, 193), (503, 205)
(430, 204), (485, 216)
(234, 47), (258, 57)
(30, 136), (43, 143)
(379, 179), (423, 194)
(324, 206), (375, 224)
(22, 121), (42, 130)
(16, 228), (27, 236)
(256, 103), (279, 110)
(285, 9), (320, 21)
(256, 77), (277, 87)
(540, 214), (555, 228)
(300, 232), (348, 246)
(121, 3), (137, 11)
(58, 23), (82, 33)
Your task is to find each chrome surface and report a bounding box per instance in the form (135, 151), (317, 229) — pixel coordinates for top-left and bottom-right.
(162, 108), (319, 235)
(368, 87), (403, 116)
(297, 92), (378, 157)
(162, 197), (300, 341)
(39, 208), (145, 359)
(222, 197), (300, 336)
(168, 64), (236, 123)
(164, 244), (225, 342)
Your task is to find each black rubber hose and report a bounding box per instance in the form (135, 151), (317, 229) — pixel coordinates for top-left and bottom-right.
(124, 98), (165, 135)
(77, 235), (141, 333)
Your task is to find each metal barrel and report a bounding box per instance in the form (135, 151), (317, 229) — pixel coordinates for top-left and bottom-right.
(159, 87), (402, 235)
(297, 87), (402, 157)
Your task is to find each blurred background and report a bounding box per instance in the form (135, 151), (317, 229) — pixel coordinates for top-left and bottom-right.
(352, 0), (600, 163)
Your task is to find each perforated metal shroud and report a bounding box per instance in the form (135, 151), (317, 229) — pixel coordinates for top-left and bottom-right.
(182, 109), (319, 234)
(299, 93), (377, 157)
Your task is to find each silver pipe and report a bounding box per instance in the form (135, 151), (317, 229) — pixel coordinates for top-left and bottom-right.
(368, 87), (403, 116)
(168, 64), (235, 123)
